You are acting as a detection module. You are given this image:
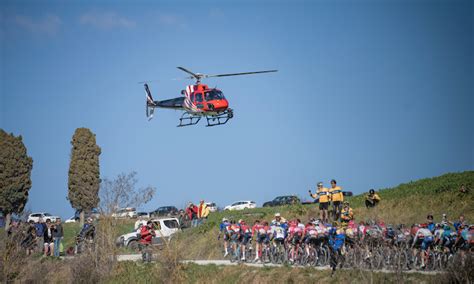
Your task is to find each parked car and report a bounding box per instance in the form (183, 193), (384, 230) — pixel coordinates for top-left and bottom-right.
(0, 211), (4, 227)
(224, 201), (256, 211)
(136, 212), (150, 218)
(262, 195), (300, 207)
(65, 216), (77, 223)
(111, 207), (137, 219)
(74, 208), (100, 221)
(206, 202), (218, 212)
(27, 212), (60, 223)
(115, 217), (180, 251)
(150, 206), (178, 217)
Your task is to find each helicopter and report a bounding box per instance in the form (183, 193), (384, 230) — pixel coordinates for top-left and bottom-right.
(144, 67), (277, 127)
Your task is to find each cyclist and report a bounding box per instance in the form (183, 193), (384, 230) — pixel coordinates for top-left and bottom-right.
(218, 218), (230, 257)
(252, 220), (269, 262)
(365, 189), (381, 208)
(328, 223), (346, 276)
(340, 202), (354, 226)
(411, 223), (434, 269)
(225, 220), (241, 259)
(287, 219), (304, 263)
(426, 214), (435, 233)
(303, 221), (319, 257)
(270, 220), (287, 251)
(239, 220), (252, 261)
(329, 179), (344, 221)
(309, 182), (330, 223)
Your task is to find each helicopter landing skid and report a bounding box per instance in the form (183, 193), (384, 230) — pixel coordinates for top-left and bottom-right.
(178, 112), (201, 127)
(206, 109), (234, 127)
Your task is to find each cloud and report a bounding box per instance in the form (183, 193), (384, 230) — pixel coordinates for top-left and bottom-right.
(12, 14), (61, 36)
(80, 11), (136, 30)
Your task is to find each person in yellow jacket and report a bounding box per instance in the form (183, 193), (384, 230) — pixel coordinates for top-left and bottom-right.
(309, 182), (330, 223)
(329, 179), (344, 221)
(365, 189), (381, 208)
(198, 200), (210, 225)
(340, 202), (354, 226)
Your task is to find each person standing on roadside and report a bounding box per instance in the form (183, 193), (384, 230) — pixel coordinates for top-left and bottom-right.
(139, 220), (156, 262)
(198, 200), (210, 225)
(52, 218), (63, 257)
(309, 182), (330, 223)
(43, 219), (54, 256)
(329, 179), (344, 221)
(34, 218), (46, 252)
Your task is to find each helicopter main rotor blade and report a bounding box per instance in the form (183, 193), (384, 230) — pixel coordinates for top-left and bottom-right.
(205, 70), (278, 78)
(177, 67), (200, 79)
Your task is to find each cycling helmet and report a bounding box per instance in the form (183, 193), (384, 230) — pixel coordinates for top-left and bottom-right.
(317, 182), (323, 187)
(275, 213), (281, 217)
(369, 189), (375, 194)
(427, 214), (434, 220)
(222, 217), (228, 222)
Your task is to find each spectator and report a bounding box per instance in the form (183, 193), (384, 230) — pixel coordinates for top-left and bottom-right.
(7, 219), (19, 237)
(43, 219), (54, 256)
(459, 184), (469, 194)
(34, 218), (46, 252)
(177, 209), (187, 229)
(21, 222), (36, 255)
(340, 202), (354, 226)
(309, 182), (330, 223)
(271, 212), (287, 225)
(186, 202), (199, 227)
(329, 179), (344, 221)
(52, 218), (63, 257)
(365, 189), (381, 208)
(79, 217), (96, 240)
(139, 220), (155, 262)
(198, 200), (210, 225)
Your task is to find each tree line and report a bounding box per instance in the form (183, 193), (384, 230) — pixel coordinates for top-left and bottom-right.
(1, 127), (155, 231)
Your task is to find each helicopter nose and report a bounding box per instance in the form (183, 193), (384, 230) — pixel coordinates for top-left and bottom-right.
(213, 99), (229, 110)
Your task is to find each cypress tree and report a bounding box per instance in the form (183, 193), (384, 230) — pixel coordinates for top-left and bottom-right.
(68, 128), (101, 225)
(0, 129), (33, 231)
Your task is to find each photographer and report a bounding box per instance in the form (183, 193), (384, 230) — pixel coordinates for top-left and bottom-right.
(139, 220), (156, 262)
(365, 189), (381, 208)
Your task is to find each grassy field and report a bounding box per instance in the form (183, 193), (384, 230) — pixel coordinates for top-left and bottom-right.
(175, 171), (473, 260)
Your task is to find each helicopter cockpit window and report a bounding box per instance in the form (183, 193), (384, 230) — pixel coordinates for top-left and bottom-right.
(204, 90), (224, 101)
(195, 93), (203, 102)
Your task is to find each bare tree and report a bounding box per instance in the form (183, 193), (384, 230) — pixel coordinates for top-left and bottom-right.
(100, 171), (156, 214)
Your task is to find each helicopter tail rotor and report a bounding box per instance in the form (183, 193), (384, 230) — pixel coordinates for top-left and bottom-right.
(144, 84), (156, 121)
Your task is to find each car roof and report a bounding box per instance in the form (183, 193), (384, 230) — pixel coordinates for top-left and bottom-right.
(151, 217), (179, 222)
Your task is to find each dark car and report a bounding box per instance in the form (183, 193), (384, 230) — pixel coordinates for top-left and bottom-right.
(263, 195), (300, 207)
(150, 206), (178, 217)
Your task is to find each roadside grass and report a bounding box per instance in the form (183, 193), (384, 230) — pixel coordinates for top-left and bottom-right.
(62, 219), (135, 250)
(107, 261), (440, 284)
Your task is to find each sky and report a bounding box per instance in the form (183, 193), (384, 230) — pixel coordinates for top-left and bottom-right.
(1, 0), (473, 218)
